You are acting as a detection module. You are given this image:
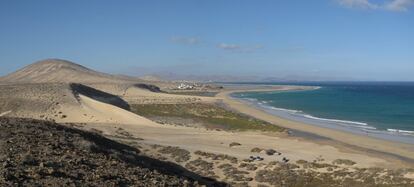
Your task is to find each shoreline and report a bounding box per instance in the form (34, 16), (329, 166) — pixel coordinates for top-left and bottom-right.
(232, 90), (414, 144)
(216, 85), (414, 162)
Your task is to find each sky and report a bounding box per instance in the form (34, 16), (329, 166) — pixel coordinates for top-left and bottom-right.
(0, 0), (413, 81)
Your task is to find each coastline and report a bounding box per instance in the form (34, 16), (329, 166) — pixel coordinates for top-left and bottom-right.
(232, 89), (414, 144)
(216, 85), (414, 162)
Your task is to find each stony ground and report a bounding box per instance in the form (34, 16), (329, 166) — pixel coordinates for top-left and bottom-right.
(108, 128), (414, 187)
(0, 117), (226, 187)
(142, 145), (414, 187)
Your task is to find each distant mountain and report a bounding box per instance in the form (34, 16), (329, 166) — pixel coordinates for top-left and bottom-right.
(0, 59), (354, 84)
(141, 73), (263, 82)
(0, 59), (142, 83)
(141, 72), (354, 83)
(139, 75), (163, 82)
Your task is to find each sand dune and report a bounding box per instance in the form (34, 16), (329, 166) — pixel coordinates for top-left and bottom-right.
(0, 83), (160, 126)
(60, 93), (158, 125)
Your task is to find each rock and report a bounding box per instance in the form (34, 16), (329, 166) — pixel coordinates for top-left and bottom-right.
(21, 154), (37, 166)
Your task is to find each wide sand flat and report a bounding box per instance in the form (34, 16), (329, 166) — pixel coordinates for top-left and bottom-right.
(82, 121), (392, 168)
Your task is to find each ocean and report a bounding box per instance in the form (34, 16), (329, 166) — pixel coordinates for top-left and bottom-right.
(231, 82), (414, 144)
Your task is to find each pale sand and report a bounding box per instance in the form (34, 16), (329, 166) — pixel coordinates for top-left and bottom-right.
(2, 82), (412, 169)
(60, 86), (410, 169)
(57, 94), (159, 126)
(216, 86), (414, 162)
(82, 122), (390, 168)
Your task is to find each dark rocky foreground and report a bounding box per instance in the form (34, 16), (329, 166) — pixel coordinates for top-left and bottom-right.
(0, 117), (226, 187)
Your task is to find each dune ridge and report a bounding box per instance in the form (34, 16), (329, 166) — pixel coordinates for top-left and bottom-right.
(0, 82), (160, 126)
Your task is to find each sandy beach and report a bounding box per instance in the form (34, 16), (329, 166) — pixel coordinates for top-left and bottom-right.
(216, 85), (414, 163)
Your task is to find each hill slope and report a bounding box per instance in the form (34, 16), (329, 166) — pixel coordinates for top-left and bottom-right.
(0, 59), (141, 83)
(0, 117), (224, 186)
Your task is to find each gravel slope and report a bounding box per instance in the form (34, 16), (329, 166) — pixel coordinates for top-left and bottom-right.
(0, 117), (226, 186)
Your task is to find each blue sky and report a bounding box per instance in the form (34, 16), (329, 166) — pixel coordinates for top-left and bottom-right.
(0, 0), (413, 81)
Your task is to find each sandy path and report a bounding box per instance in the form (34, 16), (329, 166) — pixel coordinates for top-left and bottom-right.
(0, 110), (12, 117)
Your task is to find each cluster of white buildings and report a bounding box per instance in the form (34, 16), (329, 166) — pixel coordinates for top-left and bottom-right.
(177, 83), (195, 90)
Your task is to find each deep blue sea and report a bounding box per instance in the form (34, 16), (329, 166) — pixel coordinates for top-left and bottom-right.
(231, 82), (414, 144)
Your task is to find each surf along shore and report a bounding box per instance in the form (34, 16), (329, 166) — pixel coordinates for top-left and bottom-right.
(216, 84), (414, 165)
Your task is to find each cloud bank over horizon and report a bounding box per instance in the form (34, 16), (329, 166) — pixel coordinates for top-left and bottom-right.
(338, 0), (414, 11)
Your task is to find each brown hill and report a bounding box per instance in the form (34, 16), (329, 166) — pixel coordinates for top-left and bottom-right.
(0, 59), (141, 83)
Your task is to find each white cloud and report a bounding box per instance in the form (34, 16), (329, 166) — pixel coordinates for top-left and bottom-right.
(218, 43), (241, 50)
(217, 43), (263, 52)
(337, 0), (414, 11)
(170, 36), (200, 45)
(338, 0), (378, 9)
(385, 0), (414, 11)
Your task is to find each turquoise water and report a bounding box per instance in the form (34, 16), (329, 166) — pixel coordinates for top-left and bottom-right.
(232, 82), (414, 142)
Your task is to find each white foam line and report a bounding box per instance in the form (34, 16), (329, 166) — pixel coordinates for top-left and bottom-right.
(254, 99), (369, 127)
(302, 114), (368, 126)
(387, 129), (414, 134)
(269, 106), (301, 113)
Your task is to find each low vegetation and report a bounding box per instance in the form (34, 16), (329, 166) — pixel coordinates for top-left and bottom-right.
(167, 91), (219, 97)
(157, 146), (191, 163)
(130, 103), (285, 132)
(332, 159), (357, 166)
(194, 150), (238, 164)
(185, 159), (217, 178)
(218, 163), (252, 182)
(265, 149), (277, 155)
(255, 161), (414, 187)
(251, 147), (263, 153)
(229, 142), (242, 147)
